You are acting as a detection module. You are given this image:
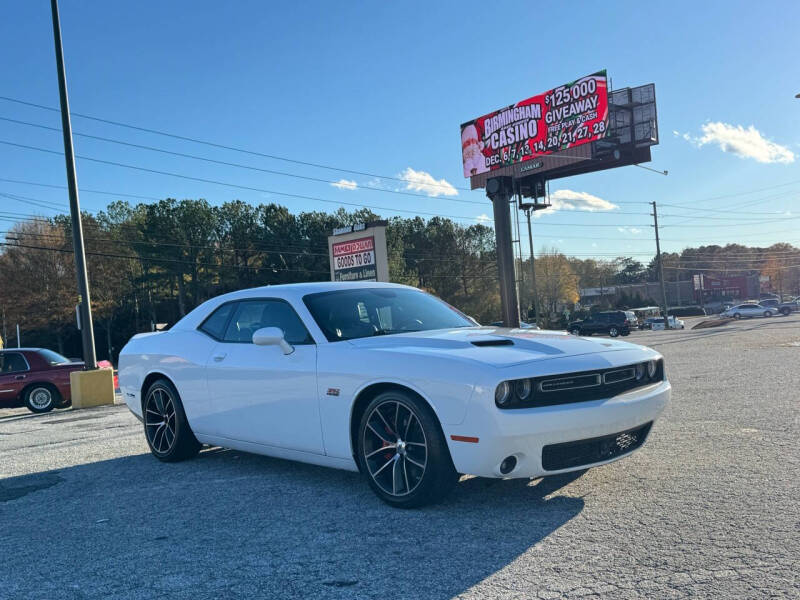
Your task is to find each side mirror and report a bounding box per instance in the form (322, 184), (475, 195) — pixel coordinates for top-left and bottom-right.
(252, 327), (294, 355)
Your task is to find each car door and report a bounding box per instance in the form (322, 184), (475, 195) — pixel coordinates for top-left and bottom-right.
(0, 352), (31, 402)
(204, 298), (323, 454)
(740, 305), (759, 317)
(592, 314), (608, 334)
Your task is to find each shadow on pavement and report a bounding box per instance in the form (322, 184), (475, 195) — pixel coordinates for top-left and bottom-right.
(0, 448), (585, 599)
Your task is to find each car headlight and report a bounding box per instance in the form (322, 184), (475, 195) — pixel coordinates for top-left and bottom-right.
(647, 359), (658, 379)
(514, 378), (531, 400)
(495, 381), (512, 407)
(635, 362), (646, 381)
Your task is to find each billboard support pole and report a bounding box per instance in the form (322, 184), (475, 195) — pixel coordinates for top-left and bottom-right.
(487, 177), (520, 328)
(51, 0), (98, 368)
(651, 201), (671, 329)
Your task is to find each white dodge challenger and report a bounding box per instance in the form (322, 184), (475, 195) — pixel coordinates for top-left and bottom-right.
(119, 281), (670, 507)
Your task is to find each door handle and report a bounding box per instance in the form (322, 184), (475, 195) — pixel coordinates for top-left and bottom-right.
(14, 375), (26, 381)
(212, 353), (227, 362)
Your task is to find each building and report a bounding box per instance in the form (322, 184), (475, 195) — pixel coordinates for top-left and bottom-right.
(693, 273), (760, 304)
(579, 280), (693, 308)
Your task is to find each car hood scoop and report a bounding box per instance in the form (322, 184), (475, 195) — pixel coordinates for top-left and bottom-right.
(347, 327), (635, 367)
(471, 339), (514, 347)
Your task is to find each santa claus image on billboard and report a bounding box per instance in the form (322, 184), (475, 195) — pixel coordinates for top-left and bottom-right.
(461, 123), (486, 177)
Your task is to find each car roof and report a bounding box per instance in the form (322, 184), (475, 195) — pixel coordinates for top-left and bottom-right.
(0, 348), (42, 353)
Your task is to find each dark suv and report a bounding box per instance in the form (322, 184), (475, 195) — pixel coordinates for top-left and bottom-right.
(567, 311), (635, 337)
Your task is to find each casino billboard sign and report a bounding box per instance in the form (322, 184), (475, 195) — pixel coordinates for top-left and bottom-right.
(460, 70), (609, 178)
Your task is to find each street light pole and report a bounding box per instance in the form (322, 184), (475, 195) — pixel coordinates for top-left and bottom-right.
(524, 208), (540, 325)
(50, 0), (97, 369)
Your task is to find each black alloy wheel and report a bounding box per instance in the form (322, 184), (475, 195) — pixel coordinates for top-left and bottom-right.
(357, 390), (457, 508)
(143, 379), (201, 462)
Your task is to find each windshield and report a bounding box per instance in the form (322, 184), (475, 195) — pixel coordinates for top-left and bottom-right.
(303, 288), (473, 341)
(37, 349), (71, 365)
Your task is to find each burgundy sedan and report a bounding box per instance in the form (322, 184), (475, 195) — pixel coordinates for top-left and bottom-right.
(0, 348), (86, 413)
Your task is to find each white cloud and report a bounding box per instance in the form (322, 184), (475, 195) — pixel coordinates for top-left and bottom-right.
(617, 226), (643, 235)
(331, 179), (358, 191)
(399, 167), (458, 197)
(680, 122), (794, 164)
(476, 213), (492, 224)
(536, 189), (618, 217)
(364, 177), (385, 189)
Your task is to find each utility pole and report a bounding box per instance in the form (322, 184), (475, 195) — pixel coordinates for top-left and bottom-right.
(487, 177), (520, 327)
(650, 201), (671, 329)
(16, 324), (21, 348)
(524, 208), (540, 325)
(1, 307), (6, 347)
(51, 0), (97, 368)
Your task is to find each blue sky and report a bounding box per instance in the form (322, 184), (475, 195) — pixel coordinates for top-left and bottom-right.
(1, 0), (799, 260)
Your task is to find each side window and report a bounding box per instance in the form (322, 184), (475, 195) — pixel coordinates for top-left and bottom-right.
(0, 352), (29, 373)
(223, 299), (313, 345)
(199, 302), (236, 340)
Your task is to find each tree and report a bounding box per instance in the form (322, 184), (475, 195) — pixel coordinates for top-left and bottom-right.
(0, 220), (75, 352)
(614, 257), (646, 284)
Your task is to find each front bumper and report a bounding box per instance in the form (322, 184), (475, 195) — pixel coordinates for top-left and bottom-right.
(443, 379), (670, 478)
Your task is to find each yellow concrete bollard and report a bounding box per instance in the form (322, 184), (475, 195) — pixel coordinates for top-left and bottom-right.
(70, 368), (115, 409)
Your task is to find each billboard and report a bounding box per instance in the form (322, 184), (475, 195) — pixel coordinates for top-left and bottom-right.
(328, 221), (389, 282)
(460, 70), (609, 178)
(332, 236), (377, 282)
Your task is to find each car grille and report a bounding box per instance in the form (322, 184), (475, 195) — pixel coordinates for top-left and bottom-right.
(541, 422), (652, 471)
(501, 360), (664, 409)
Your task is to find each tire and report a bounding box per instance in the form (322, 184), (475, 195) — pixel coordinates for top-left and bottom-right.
(143, 378), (201, 462)
(780, 308), (791, 316)
(764, 311), (773, 318)
(569, 328), (581, 336)
(733, 313), (741, 319)
(608, 326), (619, 337)
(621, 331), (630, 337)
(24, 384), (60, 414)
(357, 389), (458, 508)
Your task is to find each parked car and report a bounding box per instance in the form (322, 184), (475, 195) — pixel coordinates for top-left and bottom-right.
(490, 320), (540, 329)
(760, 298), (800, 316)
(0, 348), (85, 413)
(643, 316), (685, 330)
(119, 282), (670, 507)
(720, 303), (776, 319)
(567, 311), (635, 337)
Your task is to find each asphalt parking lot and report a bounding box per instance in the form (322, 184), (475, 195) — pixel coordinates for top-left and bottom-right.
(1, 315), (798, 599)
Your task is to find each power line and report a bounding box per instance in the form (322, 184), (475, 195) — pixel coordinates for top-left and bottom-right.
(2, 228), (504, 266)
(0, 144), (655, 227)
(0, 114), (492, 206)
(0, 240), (501, 279)
(0, 176), (161, 202)
(0, 95), (474, 193)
